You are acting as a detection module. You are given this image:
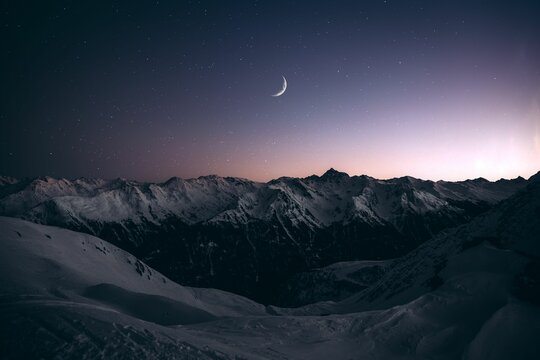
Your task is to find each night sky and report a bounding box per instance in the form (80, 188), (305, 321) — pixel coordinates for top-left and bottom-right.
(2, 1), (540, 182)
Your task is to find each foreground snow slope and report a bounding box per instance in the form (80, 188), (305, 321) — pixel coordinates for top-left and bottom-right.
(2, 228), (538, 360)
(0, 216), (265, 319)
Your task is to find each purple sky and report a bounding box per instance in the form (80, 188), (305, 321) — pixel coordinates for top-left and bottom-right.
(2, 1), (540, 181)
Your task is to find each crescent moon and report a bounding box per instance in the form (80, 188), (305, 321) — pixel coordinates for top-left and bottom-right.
(271, 76), (287, 97)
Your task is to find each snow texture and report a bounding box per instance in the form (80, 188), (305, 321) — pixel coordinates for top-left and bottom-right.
(1, 171), (539, 359)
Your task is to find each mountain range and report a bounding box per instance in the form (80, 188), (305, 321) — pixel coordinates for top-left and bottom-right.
(0, 169), (539, 359)
(0, 169), (529, 304)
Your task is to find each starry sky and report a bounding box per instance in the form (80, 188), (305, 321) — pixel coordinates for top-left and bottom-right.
(2, 1), (540, 182)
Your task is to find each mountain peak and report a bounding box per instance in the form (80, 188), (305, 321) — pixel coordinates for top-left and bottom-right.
(472, 177), (489, 183)
(163, 176), (185, 186)
(529, 171), (540, 183)
(321, 168), (349, 179)
(391, 175), (422, 185)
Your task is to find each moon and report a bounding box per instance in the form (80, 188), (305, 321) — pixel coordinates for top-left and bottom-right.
(271, 76), (287, 97)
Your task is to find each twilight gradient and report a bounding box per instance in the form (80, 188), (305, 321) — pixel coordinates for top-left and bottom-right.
(2, 1), (540, 182)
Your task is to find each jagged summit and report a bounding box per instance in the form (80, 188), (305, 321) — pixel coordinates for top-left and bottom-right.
(495, 176), (527, 183)
(469, 177), (490, 183)
(0, 172), (530, 227)
(320, 168), (349, 179)
(389, 175), (425, 185)
(163, 176), (184, 185)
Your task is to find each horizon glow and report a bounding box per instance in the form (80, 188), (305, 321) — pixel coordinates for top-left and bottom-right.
(2, 1), (540, 182)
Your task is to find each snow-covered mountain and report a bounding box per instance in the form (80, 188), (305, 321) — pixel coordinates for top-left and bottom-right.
(0, 169), (528, 304)
(0, 216), (265, 319)
(342, 170), (540, 314)
(0, 217), (270, 359)
(0, 169), (524, 230)
(1, 171), (539, 359)
(273, 171), (540, 317)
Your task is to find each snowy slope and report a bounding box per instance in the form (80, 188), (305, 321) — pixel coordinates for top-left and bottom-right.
(2, 173), (540, 359)
(0, 175), (259, 225)
(273, 172), (540, 317)
(344, 173), (540, 313)
(3, 216), (539, 359)
(0, 216), (265, 318)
